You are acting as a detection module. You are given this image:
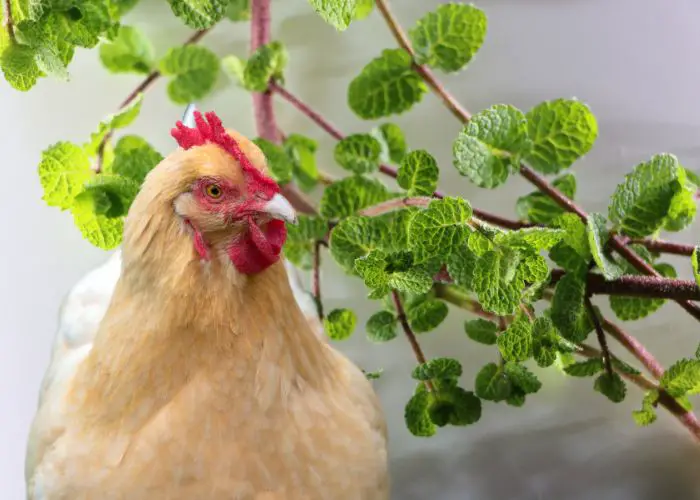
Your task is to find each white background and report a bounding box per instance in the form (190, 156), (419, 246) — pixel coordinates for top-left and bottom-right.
(2, 0), (700, 498)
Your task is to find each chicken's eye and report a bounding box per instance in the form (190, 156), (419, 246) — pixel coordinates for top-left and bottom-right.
(205, 184), (223, 199)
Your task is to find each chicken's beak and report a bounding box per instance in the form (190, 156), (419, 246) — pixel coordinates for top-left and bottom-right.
(262, 193), (297, 224)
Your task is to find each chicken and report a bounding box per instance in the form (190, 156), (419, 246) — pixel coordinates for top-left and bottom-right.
(25, 108), (389, 499)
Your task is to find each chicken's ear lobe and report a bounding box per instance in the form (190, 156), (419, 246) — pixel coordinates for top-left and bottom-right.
(182, 103), (198, 128)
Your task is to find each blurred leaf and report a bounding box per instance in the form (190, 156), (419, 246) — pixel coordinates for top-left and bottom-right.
(464, 318), (498, 345)
(324, 308), (357, 340)
(594, 372), (626, 403)
(366, 311), (397, 342)
(412, 358), (462, 381)
(159, 45), (220, 104)
(307, 0), (357, 31)
(371, 122), (406, 164)
(99, 25), (154, 74)
(110, 135), (163, 184)
(320, 176), (392, 218)
(516, 173), (576, 224)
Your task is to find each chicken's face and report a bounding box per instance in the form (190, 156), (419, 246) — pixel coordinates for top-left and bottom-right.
(169, 111), (297, 275)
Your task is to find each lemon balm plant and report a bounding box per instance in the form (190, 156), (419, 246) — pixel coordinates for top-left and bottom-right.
(3, 0), (700, 440)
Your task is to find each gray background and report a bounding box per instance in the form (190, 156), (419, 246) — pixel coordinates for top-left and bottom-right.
(2, 0), (700, 498)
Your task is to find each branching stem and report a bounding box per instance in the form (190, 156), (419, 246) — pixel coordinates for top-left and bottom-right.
(95, 29), (210, 173)
(392, 290), (433, 392)
(372, 0), (700, 323)
(436, 283), (700, 442)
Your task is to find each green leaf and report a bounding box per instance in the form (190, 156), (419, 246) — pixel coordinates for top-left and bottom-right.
(550, 273), (593, 342)
(71, 190), (124, 249)
(587, 213), (624, 279)
(99, 25), (154, 74)
(353, 0), (372, 20)
(334, 134), (382, 174)
(608, 153), (684, 238)
(371, 122), (406, 164)
(82, 174), (140, 218)
(38, 141), (93, 209)
(159, 45), (220, 104)
(34, 44), (69, 81)
(474, 362), (511, 402)
(348, 48), (427, 119)
(221, 54), (245, 85)
(429, 386), (481, 427)
(1, 43), (40, 91)
(252, 138), (293, 185)
(471, 250), (546, 316)
(407, 299), (448, 333)
(85, 93), (144, 156)
(554, 213), (590, 258)
(243, 40), (287, 91)
(453, 104), (530, 188)
(408, 3), (487, 73)
(355, 250), (433, 298)
(225, 0), (250, 21)
(660, 358), (700, 398)
(693, 247), (700, 287)
(167, 0), (227, 28)
(594, 372), (626, 403)
(363, 368), (383, 380)
(563, 358), (604, 377)
(329, 215), (385, 273)
(366, 311), (397, 342)
(516, 173), (577, 225)
(412, 358), (462, 381)
(404, 391), (435, 437)
(320, 176), (392, 218)
(323, 308), (357, 341)
(464, 318), (498, 345)
(612, 357), (641, 376)
(284, 134), (319, 191)
(446, 247), (478, 290)
(408, 197), (472, 260)
(497, 315), (533, 362)
(283, 215), (327, 269)
(494, 227), (564, 252)
(663, 174), (697, 232)
(632, 390), (658, 427)
(532, 316), (559, 368)
(524, 98), (598, 174)
(110, 135), (163, 184)
(397, 150), (439, 197)
(308, 0), (356, 31)
(504, 362), (542, 395)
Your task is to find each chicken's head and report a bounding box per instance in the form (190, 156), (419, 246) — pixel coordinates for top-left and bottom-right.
(166, 110), (297, 275)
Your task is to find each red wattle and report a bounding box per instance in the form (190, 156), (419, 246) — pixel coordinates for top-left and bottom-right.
(228, 219), (286, 275)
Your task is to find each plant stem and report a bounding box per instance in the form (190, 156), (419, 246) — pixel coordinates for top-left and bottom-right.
(359, 196), (432, 216)
(249, 0), (316, 215)
(601, 319), (664, 380)
(95, 29), (210, 173)
(627, 238), (696, 257)
(372, 0), (700, 323)
(374, 0), (471, 123)
(585, 296), (613, 378)
(392, 290), (433, 392)
(313, 240), (324, 320)
(3, 0), (15, 43)
(548, 269), (700, 301)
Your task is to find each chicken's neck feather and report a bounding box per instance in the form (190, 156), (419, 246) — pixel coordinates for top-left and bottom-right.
(71, 207), (336, 428)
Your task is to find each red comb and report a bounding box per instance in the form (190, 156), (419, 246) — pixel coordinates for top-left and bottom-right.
(171, 110), (278, 194)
